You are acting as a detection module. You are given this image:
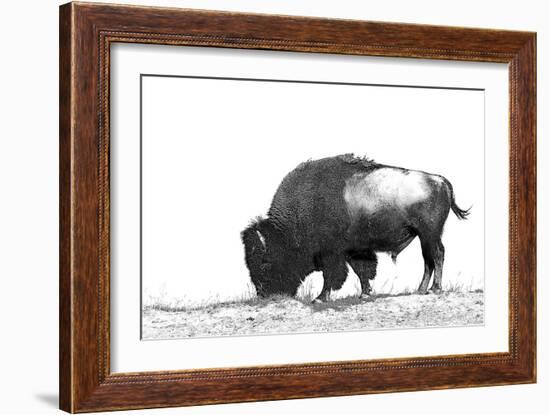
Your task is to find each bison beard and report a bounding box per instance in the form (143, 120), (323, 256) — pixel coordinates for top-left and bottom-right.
(241, 154), (469, 302)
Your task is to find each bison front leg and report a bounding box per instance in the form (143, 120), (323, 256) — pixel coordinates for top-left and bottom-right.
(314, 254), (348, 303)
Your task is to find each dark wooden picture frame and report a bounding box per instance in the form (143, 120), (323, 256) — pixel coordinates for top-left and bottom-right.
(59, 2), (536, 412)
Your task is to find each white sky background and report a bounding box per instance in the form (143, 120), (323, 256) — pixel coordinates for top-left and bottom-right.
(141, 75), (484, 306)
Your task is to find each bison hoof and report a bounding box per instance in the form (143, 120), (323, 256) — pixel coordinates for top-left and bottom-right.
(360, 293), (371, 300)
(429, 287), (442, 294)
(417, 288), (429, 295)
(312, 298), (324, 304)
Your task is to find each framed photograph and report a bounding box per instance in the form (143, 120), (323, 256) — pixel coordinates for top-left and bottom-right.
(59, 2), (536, 412)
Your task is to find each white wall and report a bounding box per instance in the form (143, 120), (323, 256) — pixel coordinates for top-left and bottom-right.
(0, 0), (546, 414)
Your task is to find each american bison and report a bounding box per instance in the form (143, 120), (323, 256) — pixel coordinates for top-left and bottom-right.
(241, 154), (469, 302)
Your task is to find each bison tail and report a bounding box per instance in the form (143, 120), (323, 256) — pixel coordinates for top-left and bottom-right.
(443, 177), (471, 220)
(451, 201), (471, 220)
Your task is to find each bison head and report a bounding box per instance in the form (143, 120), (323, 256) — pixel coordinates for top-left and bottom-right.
(241, 218), (301, 297)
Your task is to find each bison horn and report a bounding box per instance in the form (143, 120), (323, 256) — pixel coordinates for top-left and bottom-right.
(241, 224), (266, 274)
(256, 229), (266, 249)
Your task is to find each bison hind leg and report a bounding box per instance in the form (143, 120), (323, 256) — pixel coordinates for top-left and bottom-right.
(417, 238), (444, 294)
(429, 239), (445, 294)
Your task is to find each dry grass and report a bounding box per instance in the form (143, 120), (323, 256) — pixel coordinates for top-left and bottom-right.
(143, 274), (481, 313)
(142, 290), (484, 340)
(143, 283), (257, 312)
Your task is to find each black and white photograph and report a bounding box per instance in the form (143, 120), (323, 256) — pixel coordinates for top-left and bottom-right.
(109, 46), (499, 342)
